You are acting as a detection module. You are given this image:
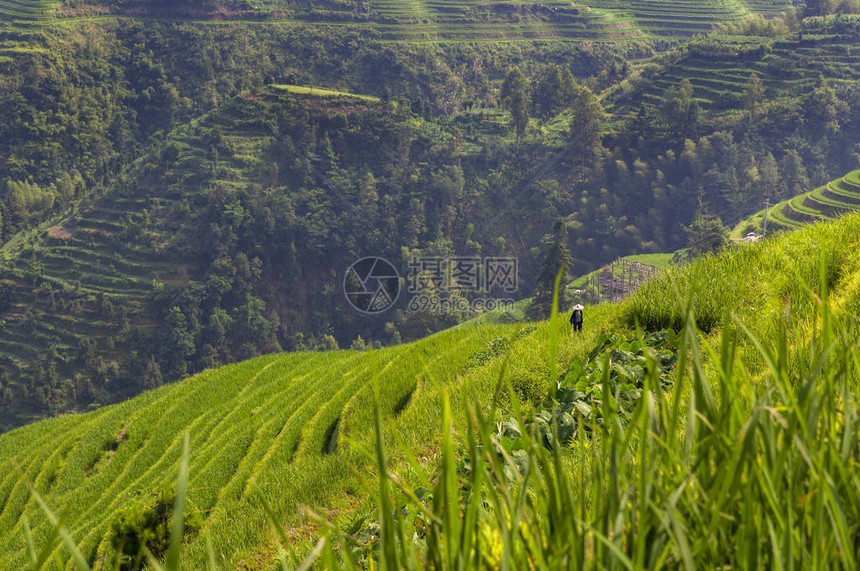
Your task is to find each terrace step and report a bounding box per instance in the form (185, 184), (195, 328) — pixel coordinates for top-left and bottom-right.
(802, 195), (849, 217)
(821, 181), (860, 205)
(781, 203), (816, 224)
(841, 173), (860, 191)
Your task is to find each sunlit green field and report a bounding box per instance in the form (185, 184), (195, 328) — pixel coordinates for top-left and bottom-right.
(5, 210), (860, 568)
(0, 0), (56, 26)
(0, 306), (616, 568)
(342, 212), (860, 570)
(3, 0), (791, 42)
(270, 84), (380, 102)
(734, 170), (860, 237)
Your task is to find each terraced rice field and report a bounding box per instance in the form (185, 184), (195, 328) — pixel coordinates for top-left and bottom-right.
(581, 0), (753, 37)
(363, 0), (791, 40)
(4, 0), (632, 40)
(0, 86), (297, 400)
(735, 170), (860, 234)
(364, 0), (640, 41)
(631, 34), (860, 112)
(7, 214), (860, 567)
(0, 315), (611, 568)
(0, 0), (56, 26)
(324, 0), (790, 40)
(0, 191), (181, 363)
(0, 84), (403, 429)
(1, 0), (793, 41)
(742, 0), (793, 14)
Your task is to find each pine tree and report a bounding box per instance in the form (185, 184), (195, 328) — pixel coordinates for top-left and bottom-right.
(528, 219), (573, 320)
(685, 201), (728, 258)
(743, 73), (765, 122)
(780, 149), (810, 197)
(143, 356), (164, 389)
(570, 86), (605, 165)
(502, 67), (529, 143)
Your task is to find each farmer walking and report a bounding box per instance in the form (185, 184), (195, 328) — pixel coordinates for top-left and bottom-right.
(570, 304), (583, 333)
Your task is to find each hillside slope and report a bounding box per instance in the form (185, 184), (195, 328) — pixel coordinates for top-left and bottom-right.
(734, 169), (860, 236)
(613, 22), (860, 115)
(2, 17), (859, 432)
(0, 82), (580, 430)
(4, 212), (860, 567)
(0, 0), (56, 26)
(0, 317), (609, 568)
(5, 0), (795, 40)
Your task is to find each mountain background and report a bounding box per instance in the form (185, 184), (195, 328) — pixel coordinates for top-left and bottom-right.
(0, 0), (859, 430)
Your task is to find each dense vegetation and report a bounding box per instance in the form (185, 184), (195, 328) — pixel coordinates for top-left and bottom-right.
(1, 9), (859, 429)
(0, 20), (643, 241)
(4, 212), (860, 568)
(0, 20), (641, 428)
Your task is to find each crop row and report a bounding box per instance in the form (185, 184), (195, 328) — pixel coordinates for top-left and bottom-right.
(0, 321), (533, 567)
(0, 0), (56, 24)
(757, 171), (860, 233)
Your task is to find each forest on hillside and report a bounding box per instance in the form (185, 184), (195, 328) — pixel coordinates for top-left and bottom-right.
(0, 7), (859, 429)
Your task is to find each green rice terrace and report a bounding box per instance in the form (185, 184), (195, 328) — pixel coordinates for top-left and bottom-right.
(2, 0), (797, 41)
(735, 170), (860, 236)
(0, 186), (190, 366)
(360, 0), (634, 41)
(615, 28), (860, 113)
(0, 0), (56, 26)
(582, 0), (764, 37)
(4, 212), (860, 567)
(0, 86), (325, 419)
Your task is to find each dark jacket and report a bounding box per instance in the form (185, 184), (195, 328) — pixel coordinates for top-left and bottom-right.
(570, 309), (583, 324)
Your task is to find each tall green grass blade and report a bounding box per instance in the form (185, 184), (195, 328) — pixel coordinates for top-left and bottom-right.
(441, 392), (460, 568)
(166, 432), (190, 571)
(23, 518), (37, 567)
(373, 382), (400, 571)
(296, 539), (326, 571)
(205, 532), (219, 571)
(588, 525), (635, 570)
(548, 267), (563, 382)
(21, 475), (90, 570)
(30, 518), (62, 571)
(143, 547), (166, 571)
(255, 487), (291, 548)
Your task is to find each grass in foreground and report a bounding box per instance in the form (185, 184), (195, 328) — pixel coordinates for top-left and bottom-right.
(309, 291), (860, 568)
(7, 213), (860, 568)
(297, 219), (860, 569)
